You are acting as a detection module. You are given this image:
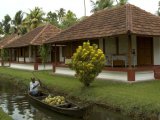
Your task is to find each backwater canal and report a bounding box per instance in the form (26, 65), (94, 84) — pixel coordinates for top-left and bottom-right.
(0, 77), (130, 120)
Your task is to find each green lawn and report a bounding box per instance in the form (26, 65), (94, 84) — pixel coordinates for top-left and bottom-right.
(0, 108), (12, 120)
(0, 67), (160, 118)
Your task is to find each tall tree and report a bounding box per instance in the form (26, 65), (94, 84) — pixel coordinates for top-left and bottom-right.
(57, 8), (66, 23)
(61, 10), (78, 29)
(2, 15), (11, 35)
(23, 7), (45, 31)
(91, 0), (128, 13)
(116, 0), (128, 5)
(46, 11), (59, 27)
(12, 10), (24, 34)
(0, 22), (3, 35)
(91, 0), (113, 13)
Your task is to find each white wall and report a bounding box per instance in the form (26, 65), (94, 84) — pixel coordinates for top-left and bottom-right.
(103, 35), (137, 66)
(153, 37), (160, 65)
(10, 63), (34, 70)
(38, 64), (52, 70)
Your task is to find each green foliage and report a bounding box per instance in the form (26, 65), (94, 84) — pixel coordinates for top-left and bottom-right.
(56, 8), (66, 23)
(91, 0), (128, 13)
(91, 0), (114, 13)
(46, 11), (59, 27)
(1, 48), (9, 61)
(2, 14), (11, 35)
(39, 44), (50, 68)
(0, 108), (12, 120)
(60, 10), (78, 29)
(23, 7), (45, 31)
(70, 41), (106, 87)
(11, 10), (24, 35)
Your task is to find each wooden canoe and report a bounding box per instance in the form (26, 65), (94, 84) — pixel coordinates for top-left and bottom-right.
(27, 93), (88, 118)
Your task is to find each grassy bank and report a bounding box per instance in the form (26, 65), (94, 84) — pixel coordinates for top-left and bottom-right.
(0, 108), (12, 120)
(0, 67), (160, 119)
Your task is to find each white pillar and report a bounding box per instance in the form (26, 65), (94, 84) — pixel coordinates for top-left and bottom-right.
(59, 46), (64, 62)
(29, 46), (32, 62)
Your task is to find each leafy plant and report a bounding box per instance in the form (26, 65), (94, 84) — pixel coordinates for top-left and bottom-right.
(1, 48), (9, 63)
(69, 41), (106, 87)
(39, 44), (50, 68)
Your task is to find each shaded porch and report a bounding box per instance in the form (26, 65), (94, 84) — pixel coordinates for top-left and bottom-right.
(50, 34), (160, 81)
(7, 45), (55, 70)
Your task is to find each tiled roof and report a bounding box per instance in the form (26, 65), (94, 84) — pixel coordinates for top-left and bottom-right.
(6, 24), (61, 48)
(46, 4), (160, 43)
(0, 35), (19, 49)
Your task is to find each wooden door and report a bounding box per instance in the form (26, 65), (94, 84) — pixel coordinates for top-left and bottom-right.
(137, 37), (153, 66)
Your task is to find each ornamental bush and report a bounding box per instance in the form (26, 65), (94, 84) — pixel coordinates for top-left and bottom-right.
(1, 48), (9, 61)
(69, 41), (106, 87)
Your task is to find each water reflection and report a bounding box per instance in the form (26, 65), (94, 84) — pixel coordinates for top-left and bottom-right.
(0, 78), (130, 120)
(0, 79), (81, 120)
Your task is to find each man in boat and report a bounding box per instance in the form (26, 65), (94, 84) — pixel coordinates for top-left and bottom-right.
(29, 77), (41, 96)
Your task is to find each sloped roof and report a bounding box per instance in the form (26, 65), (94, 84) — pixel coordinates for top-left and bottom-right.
(46, 4), (160, 43)
(0, 35), (19, 49)
(6, 24), (61, 48)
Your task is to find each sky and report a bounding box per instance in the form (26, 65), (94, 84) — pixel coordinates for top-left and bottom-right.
(0, 0), (159, 21)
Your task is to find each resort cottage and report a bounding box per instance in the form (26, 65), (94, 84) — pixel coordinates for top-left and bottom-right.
(46, 4), (160, 82)
(4, 24), (61, 70)
(0, 35), (19, 66)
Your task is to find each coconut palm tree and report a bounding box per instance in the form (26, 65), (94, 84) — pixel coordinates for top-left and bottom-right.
(61, 10), (78, 29)
(23, 7), (45, 31)
(2, 14), (11, 35)
(46, 11), (59, 27)
(12, 10), (24, 34)
(57, 8), (66, 23)
(116, 0), (128, 5)
(91, 0), (114, 13)
(0, 22), (3, 35)
(91, 0), (128, 13)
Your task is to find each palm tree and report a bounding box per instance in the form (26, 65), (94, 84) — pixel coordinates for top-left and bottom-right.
(116, 0), (128, 5)
(2, 14), (11, 35)
(91, 0), (128, 13)
(57, 8), (66, 23)
(46, 11), (59, 27)
(12, 10), (24, 34)
(91, 0), (114, 13)
(0, 22), (3, 35)
(61, 10), (78, 29)
(23, 7), (45, 31)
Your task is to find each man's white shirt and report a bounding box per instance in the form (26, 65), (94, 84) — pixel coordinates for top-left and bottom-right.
(30, 81), (40, 92)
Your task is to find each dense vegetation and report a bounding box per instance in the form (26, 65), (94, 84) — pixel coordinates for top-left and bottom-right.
(0, 108), (12, 120)
(0, 7), (78, 37)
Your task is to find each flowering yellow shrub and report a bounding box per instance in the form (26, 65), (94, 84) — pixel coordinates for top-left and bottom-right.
(69, 41), (106, 87)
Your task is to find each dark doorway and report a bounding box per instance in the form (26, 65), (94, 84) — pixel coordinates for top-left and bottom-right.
(137, 36), (153, 66)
